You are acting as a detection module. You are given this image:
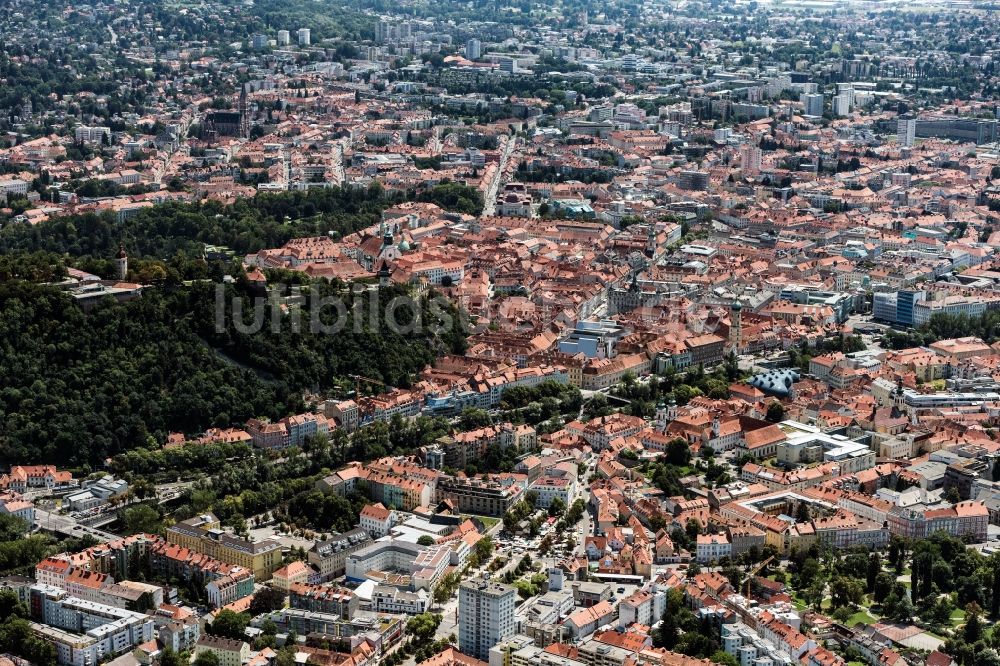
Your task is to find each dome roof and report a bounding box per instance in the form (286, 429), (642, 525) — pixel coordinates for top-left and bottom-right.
(398, 239), (411, 252)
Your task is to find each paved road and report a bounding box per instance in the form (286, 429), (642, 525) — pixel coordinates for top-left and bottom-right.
(35, 508), (119, 542)
(435, 591), (460, 645)
(434, 529), (513, 642)
(481, 136), (517, 217)
(576, 461), (596, 556)
(432, 459), (596, 647)
(331, 139), (347, 185)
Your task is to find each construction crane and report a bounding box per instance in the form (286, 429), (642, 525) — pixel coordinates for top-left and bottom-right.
(349, 374), (384, 397)
(743, 555), (776, 599)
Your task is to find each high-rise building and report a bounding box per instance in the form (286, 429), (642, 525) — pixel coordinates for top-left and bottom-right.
(836, 83), (855, 108)
(589, 106), (613, 122)
(832, 94), (851, 117)
(466, 38), (482, 60)
(740, 144), (762, 175)
(297, 28), (311, 46)
(277, 30), (290, 46)
(897, 117), (916, 147)
(251, 34), (268, 50)
(801, 92), (824, 117)
(459, 578), (515, 661)
(376, 20), (390, 44)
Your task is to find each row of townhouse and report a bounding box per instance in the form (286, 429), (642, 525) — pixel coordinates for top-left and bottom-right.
(148, 540), (256, 607)
(245, 412), (331, 450)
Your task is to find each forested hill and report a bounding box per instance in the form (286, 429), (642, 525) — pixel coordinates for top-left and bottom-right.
(0, 184), (399, 267)
(0, 280), (300, 467)
(0, 276), (467, 468)
(0, 182), (483, 281)
(0, 187), (471, 468)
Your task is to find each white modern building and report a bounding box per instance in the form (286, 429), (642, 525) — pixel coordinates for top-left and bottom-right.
(721, 622), (795, 666)
(801, 93), (824, 117)
(528, 470), (576, 509)
(75, 126), (111, 144)
(776, 431), (875, 475)
(0, 178), (30, 203)
(29, 584), (154, 666)
(345, 538), (451, 592)
(65, 477), (129, 512)
(833, 94), (851, 117)
(345, 539), (423, 582)
(460, 578), (516, 661)
(372, 585), (429, 615)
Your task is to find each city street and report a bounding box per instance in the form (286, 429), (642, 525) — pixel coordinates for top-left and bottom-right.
(432, 456), (596, 644)
(34, 507), (118, 542)
(481, 136), (517, 218)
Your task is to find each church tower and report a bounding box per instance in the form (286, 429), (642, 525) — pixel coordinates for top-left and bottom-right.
(645, 223), (657, 258)
(377, 260), (392, 287)
(116, 244), (128, 280)
(729, 300), (743, 350)
(655, 401), (667, 431)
